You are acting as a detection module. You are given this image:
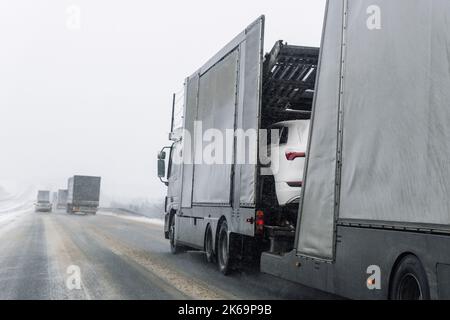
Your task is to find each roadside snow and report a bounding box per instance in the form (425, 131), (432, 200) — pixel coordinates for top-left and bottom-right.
(0, 182), (35, 214)
(0, 208), (30, 225)
(0, 201), (33, 214)
(98, 211), (164, 227)
(0, 183), (34, 231)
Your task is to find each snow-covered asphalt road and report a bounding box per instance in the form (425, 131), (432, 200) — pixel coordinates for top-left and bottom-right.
(0, 209), (335, 300)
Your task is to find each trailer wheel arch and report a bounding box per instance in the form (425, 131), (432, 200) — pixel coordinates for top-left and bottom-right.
(388, 252), (430, 300)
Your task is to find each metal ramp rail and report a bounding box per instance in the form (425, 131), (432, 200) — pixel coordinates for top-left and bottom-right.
(262, 41), (320, 124)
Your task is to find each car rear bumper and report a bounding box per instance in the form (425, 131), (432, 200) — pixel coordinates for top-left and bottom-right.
(35, 204), (52, 212)
(275, 182), (302, 206)
(71, 206), (98, 214)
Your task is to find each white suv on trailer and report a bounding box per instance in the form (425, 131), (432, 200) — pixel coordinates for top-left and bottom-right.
(269, 120), (310, 206)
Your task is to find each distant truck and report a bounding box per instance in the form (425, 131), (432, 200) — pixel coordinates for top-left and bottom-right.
(57, 189), (68, 210)
(66, 176), (101, 214)
(35, 191), (52, 213)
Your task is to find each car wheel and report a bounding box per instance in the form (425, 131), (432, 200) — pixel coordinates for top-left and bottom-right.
(390, 255), (430, 300)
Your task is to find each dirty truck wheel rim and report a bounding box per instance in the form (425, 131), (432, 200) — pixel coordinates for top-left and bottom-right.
(206, 230), (213, 260)
(398, 273), (423, 300)
(219, 227), (228, 268)
(170, 220), (175, 248)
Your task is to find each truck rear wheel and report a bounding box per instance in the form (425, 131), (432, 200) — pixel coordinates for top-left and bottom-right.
(217, 221), (233, 275)
(390, 255), (430, 300)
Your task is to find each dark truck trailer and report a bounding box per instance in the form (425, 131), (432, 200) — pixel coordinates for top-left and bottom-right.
(67, 176), (101, 214)
(261, 0), (450, 300)
(57, 189), (68, 210)
(35, 190), (52, 213)
(158, 16), (319, 274)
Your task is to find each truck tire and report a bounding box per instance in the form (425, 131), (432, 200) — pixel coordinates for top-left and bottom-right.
(217, 221), (233, 275)
(389, 255), (430, 300)
(205, 226), (215, 263)
(169, 216), (182, 254)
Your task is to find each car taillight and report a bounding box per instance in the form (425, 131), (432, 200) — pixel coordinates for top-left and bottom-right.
(256, 210), (264, 235)
(286, 151), (306, 161)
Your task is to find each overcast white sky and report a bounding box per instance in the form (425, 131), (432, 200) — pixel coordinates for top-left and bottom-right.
(0, 0), (326, 203)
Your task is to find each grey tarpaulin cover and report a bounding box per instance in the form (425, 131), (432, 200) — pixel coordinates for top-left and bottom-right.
(38, 191), (50, 202)
(237, 19), (264, 207)
(298, 0), (450, 260)
(340, 0), (450, 224)
(297, 0), (344, 260)
(181, 17), (264, 207)
(181, 74), (199, 209)
(192, 51), (239, 204)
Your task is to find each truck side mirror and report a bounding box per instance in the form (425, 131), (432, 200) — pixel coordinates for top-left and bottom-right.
(158, 151), (167, 160)
(158, 147), (171, 186)
(158, 159), (166, 178)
